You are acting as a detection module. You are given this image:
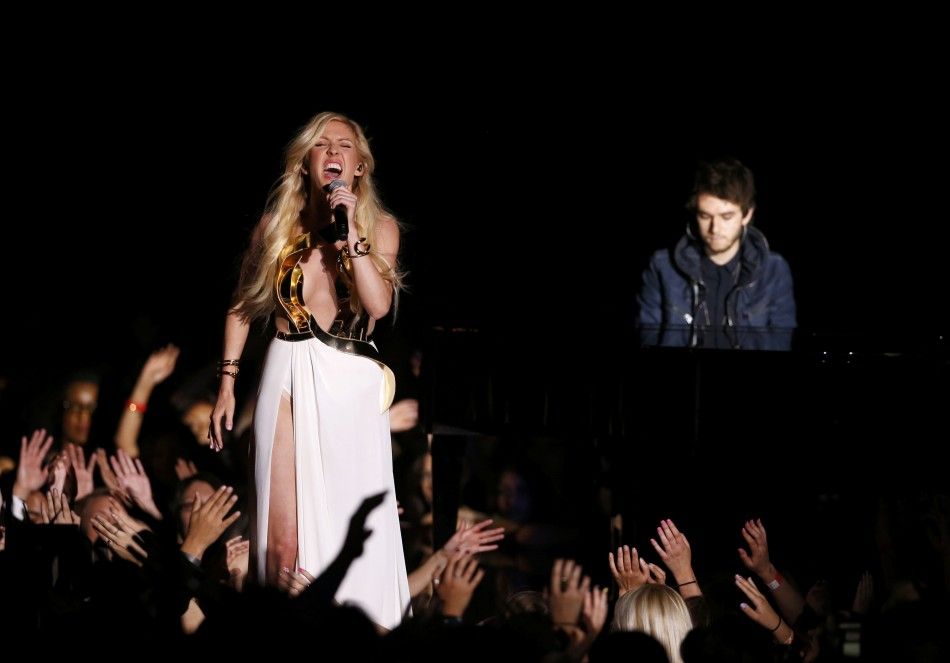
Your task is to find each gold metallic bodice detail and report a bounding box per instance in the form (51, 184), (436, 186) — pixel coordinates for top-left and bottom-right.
(275, 233), (395, 412)
(276, 232), (314, 333)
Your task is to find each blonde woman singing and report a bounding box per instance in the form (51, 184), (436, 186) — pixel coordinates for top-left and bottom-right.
(209, 111), (408, 629)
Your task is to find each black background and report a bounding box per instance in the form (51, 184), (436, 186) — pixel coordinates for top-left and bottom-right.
(2, 36), (947, 392)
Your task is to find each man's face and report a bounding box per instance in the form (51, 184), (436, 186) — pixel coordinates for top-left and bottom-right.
(696, 194), (752, 260)
(63, 381), (98, 446)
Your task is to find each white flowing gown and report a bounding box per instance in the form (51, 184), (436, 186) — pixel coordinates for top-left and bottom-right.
(252, 332), (410, 629)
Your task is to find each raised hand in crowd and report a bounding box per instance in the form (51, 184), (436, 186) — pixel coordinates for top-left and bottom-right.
(180, 486), (241, 563)
(647, 562), (667, 585)
(443, 518), (506, 556)
(389, 398), (419, 433)
(738, 518), (774, 578)
(436, 552), (485, 619)
(409, 518), (504, 599)
(568, 585), (610, 658)
(278, 566), (316, 598)
(851, 571), (874, 616)
(48, 452), (69, 495)
(582, 585), (609, 636)
(12, 429), (54, 500)
(115, 343), (180, 457)
(65, 443), (96, 500)
(608, 545), (656, 597)
(93, 509), (149, 566)
(650, 518), (700, 598)
(226, 536), (250, 592)
(95, 448), (122, 494)
(550, 558), (591, 630)
(408, 548), (449, 599)
(140, 343), (180, 386)
(175, 457), (198, 481)
(41, 488), (80, 525)
(738, 518), (805, 624)
(110, 449), (162, 520)
(736, 574), (796, 646)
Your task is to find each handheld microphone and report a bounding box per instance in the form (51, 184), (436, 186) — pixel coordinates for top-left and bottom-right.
(325, 179), (349, 241)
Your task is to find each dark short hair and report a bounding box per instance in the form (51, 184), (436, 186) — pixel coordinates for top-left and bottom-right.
(687, 158), (756, 215)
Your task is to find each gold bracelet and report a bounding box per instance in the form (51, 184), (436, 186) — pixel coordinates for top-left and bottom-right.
(218, 369), (239, 379)
(337, 239), (371, 271)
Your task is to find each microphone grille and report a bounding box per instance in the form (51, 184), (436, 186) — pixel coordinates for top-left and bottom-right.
(326, 179), (346, 192)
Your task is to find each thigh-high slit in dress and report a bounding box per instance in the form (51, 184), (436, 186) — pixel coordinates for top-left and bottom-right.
(252, 232), (410, 629)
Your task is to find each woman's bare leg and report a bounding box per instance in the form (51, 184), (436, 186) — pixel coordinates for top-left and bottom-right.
(265, 393), (297, 584)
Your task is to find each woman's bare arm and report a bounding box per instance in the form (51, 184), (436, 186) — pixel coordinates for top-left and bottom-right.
(349, 215), (399, 320)
(209, 309), (250, 450)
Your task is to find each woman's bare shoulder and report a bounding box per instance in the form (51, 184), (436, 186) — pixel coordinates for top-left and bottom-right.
(377, 213), (400, 240)
(378, 213), (399, 231)
(375, 214), (399, 254)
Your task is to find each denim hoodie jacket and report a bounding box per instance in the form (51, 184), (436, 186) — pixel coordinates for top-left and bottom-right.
(637, 226), (796, 350)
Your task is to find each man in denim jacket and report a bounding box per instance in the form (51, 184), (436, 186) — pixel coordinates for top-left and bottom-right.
(637, 159), (796, 350)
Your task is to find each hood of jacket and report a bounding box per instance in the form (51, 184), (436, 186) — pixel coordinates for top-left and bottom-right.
(671, 225), (771, 288)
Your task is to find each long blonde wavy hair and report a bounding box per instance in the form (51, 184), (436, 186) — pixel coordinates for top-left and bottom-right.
(612, 584), (693, 663)
(233, 111), (403, 323)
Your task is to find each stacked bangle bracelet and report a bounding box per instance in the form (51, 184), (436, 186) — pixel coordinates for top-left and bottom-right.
(217, 359), (241, 379)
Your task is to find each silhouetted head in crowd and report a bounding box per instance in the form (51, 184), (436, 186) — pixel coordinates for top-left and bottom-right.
(61, 373), (99, 447)
(496, 465), (540, 524)
(591, 630), (671, 662)
(503, 590), (549, 618)
(680, 615), (781, 663)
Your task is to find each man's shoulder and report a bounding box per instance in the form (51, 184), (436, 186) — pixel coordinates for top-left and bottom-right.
(763, 250), (792, 272)
(756, 251), (794, 292)
(647, 246), (675, 267)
